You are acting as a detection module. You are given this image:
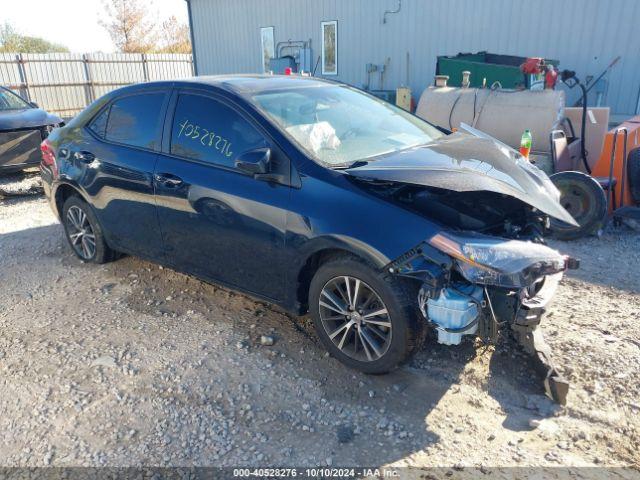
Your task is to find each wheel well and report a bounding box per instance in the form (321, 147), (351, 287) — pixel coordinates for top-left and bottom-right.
(54, 184), (82, 217)
(296, 248), (362, 314)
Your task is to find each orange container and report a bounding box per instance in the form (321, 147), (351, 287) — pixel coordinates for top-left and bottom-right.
(590, 116), (640, 209)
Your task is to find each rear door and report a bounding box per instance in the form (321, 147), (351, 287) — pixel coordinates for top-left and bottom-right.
(79, 89), (169, 258)
(153, 89), (290, 301)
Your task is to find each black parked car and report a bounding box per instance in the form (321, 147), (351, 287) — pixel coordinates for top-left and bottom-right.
(40, 75), (579, 403)
(0, 86), (62, 173)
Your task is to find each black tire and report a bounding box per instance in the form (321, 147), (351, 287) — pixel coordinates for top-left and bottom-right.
(309, 255), (425, 374)
(549, 171), (607, 240)
(628, 148), (640, 205)
(62, 195), (115, 264)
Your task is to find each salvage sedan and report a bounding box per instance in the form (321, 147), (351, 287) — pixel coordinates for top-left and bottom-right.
(40, 75), (579, 403)
(0, 86), (62, 173)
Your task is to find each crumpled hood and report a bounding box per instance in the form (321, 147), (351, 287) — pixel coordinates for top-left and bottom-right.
(344, 131), (578, 226)
(0, 108), (62, 130)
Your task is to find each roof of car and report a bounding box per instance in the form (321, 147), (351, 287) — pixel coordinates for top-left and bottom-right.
(183, 74), (337, 94)
(117, 74), (339, 98)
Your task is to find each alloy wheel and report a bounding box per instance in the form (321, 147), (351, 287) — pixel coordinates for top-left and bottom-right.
(318, 276), (392, 362)
(65, 205), (96, 260)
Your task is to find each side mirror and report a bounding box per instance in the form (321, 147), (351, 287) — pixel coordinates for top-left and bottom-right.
(235, 148), (270, 175)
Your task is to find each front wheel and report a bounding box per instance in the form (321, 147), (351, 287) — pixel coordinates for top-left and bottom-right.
(309, 256), (425, 374)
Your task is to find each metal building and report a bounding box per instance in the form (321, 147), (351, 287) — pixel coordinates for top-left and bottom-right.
(186, 0), (640, 116)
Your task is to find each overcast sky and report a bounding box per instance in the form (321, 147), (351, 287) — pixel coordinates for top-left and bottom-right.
(3, 0), (189, 53)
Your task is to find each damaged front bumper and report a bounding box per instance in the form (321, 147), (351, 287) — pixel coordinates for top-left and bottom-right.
(510, 273), (569, 405)
(388, 236), (578, 405)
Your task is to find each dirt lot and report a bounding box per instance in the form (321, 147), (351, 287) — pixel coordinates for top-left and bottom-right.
(1, 172), (639, 472)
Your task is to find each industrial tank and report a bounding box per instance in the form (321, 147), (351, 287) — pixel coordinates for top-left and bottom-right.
(416, 86), (565, 154)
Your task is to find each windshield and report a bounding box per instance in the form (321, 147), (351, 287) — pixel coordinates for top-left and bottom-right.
(252, 85), (443, 167)
(0, 88), (31, 111)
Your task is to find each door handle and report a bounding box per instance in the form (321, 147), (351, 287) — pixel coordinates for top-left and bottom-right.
(154, 173), (184, 188)
(73, 150), (95, 163)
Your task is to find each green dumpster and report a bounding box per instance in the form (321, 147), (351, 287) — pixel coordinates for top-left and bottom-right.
(436, 51), (559, 89)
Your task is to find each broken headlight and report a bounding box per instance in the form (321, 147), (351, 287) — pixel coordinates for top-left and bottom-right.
(428, 231), (566, 288)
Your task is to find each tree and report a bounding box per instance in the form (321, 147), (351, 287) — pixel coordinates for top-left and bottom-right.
(0, 23), (69, 53)
(99, 0), (157, 53)
(156, 16), (191, 54)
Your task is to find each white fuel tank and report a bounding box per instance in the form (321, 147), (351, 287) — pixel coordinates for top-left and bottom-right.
(416, 86), (565, 154)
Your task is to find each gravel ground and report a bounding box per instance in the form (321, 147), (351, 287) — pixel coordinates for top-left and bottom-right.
(0, 172), (639, 471)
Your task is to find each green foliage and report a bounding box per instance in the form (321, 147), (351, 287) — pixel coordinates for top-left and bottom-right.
(0, 23), (70, 53)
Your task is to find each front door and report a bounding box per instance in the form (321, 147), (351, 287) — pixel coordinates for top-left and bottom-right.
(153, 91), (290, 301)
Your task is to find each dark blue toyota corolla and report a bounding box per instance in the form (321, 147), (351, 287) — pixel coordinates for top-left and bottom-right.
(40, 75), (579, 403)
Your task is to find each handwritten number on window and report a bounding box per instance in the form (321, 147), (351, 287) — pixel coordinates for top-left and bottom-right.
(200, 129), (210, 146)
(177, 119), (233, 158)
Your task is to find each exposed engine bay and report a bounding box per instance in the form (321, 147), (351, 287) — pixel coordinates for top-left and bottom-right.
(361, 180), (550, 242)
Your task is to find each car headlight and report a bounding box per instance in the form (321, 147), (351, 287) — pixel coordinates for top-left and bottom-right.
(428, 231), (566, 288)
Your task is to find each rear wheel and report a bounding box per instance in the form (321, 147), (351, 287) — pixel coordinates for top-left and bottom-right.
(62, 196), (114, 263)
(549, 171), (607, 240)
(309, 256), (425, 374)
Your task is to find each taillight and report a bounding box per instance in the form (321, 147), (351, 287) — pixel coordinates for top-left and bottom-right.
(40, 139), (57, 174)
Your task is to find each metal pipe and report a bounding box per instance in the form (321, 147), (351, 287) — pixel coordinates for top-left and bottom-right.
(405, 51), (410, 86)
(578, 82), (590, 174)
(0, 58), (192, 65)
(618, 127), (629, 209)
(5, 82), (135, 89)
(276, 40), (309, 58)
(382, 0), (401, 24)
(379, 57), (390, 90)
(184, 0), (198, 75)
(607, 129), (621, 212)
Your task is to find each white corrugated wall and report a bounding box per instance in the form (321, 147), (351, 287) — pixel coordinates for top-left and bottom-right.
(189, 0), (640, 115)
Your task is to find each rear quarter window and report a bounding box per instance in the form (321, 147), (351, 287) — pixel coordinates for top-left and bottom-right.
(104, 93), (166, 150)
(88, 106), (109, 138)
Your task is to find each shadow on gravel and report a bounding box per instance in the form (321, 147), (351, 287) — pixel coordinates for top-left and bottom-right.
(487, 339), (559, 432)
(102, 252), (471, 465)
(0, 218), (59, 242)
(288, 342), (472, 465)
(0, 216), (558, 466)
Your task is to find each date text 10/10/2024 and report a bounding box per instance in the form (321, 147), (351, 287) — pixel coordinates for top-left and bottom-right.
(177, 119), (234, 158)
(232, 468), (400, 478)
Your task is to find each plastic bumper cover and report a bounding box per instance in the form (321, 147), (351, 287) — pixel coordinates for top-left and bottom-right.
(510, 273), (569, 405)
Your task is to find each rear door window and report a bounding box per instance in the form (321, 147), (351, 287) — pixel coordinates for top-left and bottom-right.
(105, 93), (166, 150)
(170, 93), (266, 168)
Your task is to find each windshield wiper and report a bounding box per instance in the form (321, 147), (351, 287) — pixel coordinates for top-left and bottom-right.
(332, 160), (369, 170)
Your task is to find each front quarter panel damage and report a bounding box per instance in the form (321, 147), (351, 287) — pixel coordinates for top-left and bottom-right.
(387, 238), (576, 405)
